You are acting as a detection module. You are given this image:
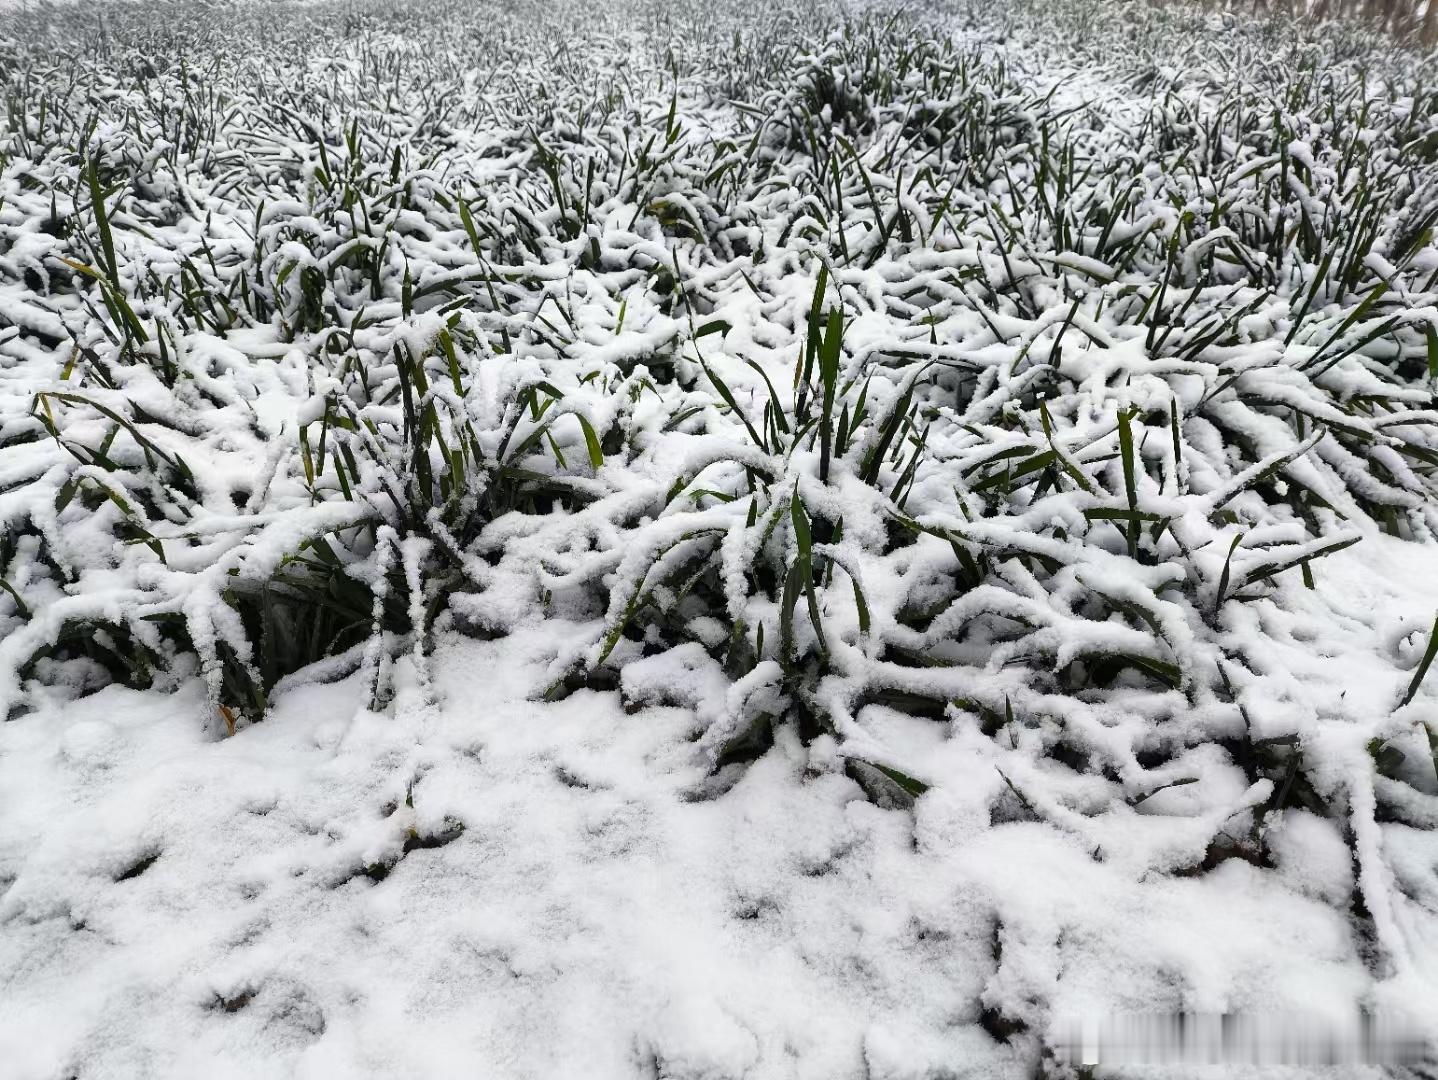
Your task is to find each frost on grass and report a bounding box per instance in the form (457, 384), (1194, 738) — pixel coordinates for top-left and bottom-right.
(1, 0), (1438, 1074)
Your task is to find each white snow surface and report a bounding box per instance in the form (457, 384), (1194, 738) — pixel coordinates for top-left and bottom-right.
(0, 533), (1435, 1079)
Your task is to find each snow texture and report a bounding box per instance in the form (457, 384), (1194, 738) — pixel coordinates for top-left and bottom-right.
(1, 0), (1437, 1074)
(0, 575), (1433, 1078)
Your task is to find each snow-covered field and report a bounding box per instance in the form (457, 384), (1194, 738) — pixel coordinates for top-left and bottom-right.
(2, 0), (1438, 1076)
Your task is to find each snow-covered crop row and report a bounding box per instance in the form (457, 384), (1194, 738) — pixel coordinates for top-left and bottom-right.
(2, 0), (1438, 1074)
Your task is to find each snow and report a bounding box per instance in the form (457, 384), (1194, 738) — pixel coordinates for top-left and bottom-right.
(1, 0), (1437, 1073)
(1, 609), (1432, 1080)
(1, 525), (1437, 1078)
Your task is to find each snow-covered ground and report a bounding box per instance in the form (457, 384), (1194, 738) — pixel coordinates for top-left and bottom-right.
(2, 0), (1438, 1075)
(1, 536), (1436, 1078)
